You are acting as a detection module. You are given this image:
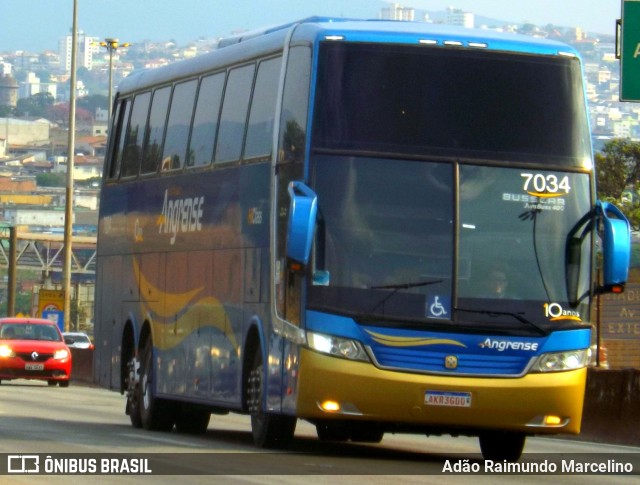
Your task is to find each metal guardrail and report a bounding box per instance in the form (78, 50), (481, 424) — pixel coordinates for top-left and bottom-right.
(0, 231), (96, 275)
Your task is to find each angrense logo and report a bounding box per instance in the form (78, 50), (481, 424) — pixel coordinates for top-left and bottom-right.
(479, 338), (539, 352)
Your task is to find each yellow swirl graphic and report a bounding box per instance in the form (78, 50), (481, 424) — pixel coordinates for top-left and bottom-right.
(133, 258), (237, 351)
(365, 329), (466, 348)
(526, 192), (565, 198)
(550, 316), (582, 322)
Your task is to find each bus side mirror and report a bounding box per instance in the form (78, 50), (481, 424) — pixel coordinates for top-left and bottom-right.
(598, 201), (631, 293)
(286, 181), (317, 265)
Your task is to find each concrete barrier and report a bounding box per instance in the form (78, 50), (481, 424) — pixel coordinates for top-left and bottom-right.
(69, 348), (94, 384)
(580, 368), (640, 447)
(69, 352), (639, 446)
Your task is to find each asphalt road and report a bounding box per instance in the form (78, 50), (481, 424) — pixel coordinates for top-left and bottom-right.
(0, 380), (638, 484)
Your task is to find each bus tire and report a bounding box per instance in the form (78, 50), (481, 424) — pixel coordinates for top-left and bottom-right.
(246, 348), (296, 448)
(479, 431), (526, 462)
(138, 338), (175, 431)
(175, 404), (211, 434)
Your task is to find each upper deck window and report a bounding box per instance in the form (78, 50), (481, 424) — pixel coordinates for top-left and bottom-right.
(244, 57), (282, 160)
(121, 91), (151, 178)
(188, 73), (225, 168)
(141, 86), (171, 175)
(215, 64), (256, 163)
(312, 42), (590, 166)
(162, 79), (197, 171)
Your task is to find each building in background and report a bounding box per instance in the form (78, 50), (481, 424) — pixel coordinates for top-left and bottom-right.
(380, 3), (415, 21)
(58, 30), (99, 73)
(446, 7), (475, 28)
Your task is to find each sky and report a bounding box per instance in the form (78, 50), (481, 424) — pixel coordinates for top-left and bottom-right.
(0, 0), (623, 53)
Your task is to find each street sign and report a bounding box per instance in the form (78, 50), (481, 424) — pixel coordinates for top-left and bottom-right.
(38, 289), (65, 323)
(621, 0), (640, 101)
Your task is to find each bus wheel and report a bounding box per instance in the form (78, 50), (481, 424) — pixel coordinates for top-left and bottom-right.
(479, 431), (526, 462)
(125, 355), (143, 428)
(246, 349), (296, 448)
(175, 404), (210, 434)
(138, 338), (175, 431)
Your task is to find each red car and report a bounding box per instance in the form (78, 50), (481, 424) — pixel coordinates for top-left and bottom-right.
(0, 317), (72, 387)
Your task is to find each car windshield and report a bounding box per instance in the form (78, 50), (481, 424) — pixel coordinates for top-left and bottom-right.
(0, 323), (62, 341)
(69, 334), (90, 343)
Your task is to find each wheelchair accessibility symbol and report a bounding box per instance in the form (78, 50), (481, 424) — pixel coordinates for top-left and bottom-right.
(427, 295), (450, 319)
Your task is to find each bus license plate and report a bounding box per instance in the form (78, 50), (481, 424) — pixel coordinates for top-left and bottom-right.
(25, 363), (44, 371)
(425, 391), (471, 407)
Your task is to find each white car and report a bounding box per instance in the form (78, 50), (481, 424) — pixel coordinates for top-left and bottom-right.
(63, 332), (94, 350)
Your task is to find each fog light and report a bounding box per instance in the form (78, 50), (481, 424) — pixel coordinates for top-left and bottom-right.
(320, 400), (340, 412)
(545, 415), (562, 426)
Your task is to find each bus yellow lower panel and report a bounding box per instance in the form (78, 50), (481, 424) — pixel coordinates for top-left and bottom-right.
(295, 348), (586, 434)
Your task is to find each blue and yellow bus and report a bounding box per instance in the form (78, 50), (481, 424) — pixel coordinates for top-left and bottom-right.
(94, 18), (631, 461)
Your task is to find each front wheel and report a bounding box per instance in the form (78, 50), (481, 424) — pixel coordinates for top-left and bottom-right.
(479, 431), (526, 462)
(246, 348), (296, 448)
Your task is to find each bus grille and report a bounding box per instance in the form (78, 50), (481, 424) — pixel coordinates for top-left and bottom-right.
(368, 345), (531, 376)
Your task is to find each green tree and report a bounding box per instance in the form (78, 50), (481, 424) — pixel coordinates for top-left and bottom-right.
(15, 92), (55, 117)
(36, 173), (66, 187)
(596, 138), (640, 228)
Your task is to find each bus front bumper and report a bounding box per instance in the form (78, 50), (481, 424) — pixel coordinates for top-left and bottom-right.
(295, 348), (586, 435)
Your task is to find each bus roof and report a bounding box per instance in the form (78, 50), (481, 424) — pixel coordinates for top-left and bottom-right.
(117, 17), (580, 96)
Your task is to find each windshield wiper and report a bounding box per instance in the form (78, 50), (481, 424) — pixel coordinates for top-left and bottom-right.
(368, 279), (443, 315)
(455, 307), (549, 336)
(370, 280), (443, 291)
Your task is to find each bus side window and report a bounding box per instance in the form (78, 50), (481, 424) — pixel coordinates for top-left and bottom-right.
(244, 57), (282, 160)
(106, 98), (131, 180)
(161, 79), (197, 171)
(188, 73), (225, 168)
(215, 64), (256, 164)
(121, 92), (151, 178)
(141, 86), (171, 175)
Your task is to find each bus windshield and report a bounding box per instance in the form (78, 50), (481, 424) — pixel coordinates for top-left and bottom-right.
(312, 42), (590, 166)
(309, 156), (592, 333)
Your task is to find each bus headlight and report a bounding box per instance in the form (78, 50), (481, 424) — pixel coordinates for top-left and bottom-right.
(306, 332), (370, 362)
(531, 349), (589, 373)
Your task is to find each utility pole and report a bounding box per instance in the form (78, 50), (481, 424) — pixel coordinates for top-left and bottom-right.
(63, 0), (78, 332)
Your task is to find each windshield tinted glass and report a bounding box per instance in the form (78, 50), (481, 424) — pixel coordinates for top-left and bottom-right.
(313, 42), (590, 166)
(308, 157), (593, 333)
(457, 166), (592, 326)
(309, 155), (454, 320)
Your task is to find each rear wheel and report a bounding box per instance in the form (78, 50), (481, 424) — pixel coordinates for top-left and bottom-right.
(479, 431), (526, 462)
(138, 338), (175, 431)
(246, 347), (296, 448)
(125, 353), (143, 428)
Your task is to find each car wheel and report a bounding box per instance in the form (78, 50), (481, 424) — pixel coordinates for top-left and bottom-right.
(59, 380), (70, 388)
